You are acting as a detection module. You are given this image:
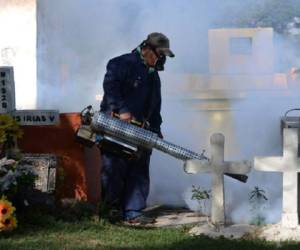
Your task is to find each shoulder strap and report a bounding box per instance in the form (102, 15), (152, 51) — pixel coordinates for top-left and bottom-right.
(144, 73), (158, 121)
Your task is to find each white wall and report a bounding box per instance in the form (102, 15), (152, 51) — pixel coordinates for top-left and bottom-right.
(0, 0), (36, 109)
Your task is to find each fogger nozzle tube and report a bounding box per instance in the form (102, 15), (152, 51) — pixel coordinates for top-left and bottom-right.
(92, 112), (249, 183)
(91, 112), (207, 161)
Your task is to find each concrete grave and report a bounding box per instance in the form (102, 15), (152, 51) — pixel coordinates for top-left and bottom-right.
(141, 206), (208, 228)
(18, 113), (101, 203)
(184, 133), (251, 225)
(255, 128), (300, 228)
(0, 66), (101, 203)
(209, 28), (274, 76)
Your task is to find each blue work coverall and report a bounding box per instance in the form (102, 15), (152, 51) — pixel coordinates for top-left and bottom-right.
(100, 49), (162, 220)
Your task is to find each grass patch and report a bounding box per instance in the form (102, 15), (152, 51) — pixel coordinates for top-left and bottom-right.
(0, 211), (300, 250)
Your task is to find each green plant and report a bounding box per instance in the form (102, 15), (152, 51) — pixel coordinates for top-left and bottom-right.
(191, 185), (211, 214)
(0, 114), (22, 157)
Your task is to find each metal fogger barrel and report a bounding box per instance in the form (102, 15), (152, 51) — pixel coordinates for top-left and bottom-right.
(92, 112), (248, 183)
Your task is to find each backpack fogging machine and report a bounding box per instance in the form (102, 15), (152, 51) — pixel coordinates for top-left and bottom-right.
(76, 106), (248, 183)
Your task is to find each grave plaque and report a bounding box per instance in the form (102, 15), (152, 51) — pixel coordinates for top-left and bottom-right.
(13, 110), (59, 126)
(22, 154), (57, 193)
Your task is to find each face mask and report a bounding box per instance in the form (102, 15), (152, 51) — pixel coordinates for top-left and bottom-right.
(154, 55), (166, 71)
(153, 50), (166, 71)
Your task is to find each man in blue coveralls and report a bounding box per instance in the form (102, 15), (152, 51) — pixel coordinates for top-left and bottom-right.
(100, 32), (175, 225)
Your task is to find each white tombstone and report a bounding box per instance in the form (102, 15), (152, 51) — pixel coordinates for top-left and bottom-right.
(184, 133), (251, 225)
(0, 66), (59, 125)
(255, 128), (300, 228)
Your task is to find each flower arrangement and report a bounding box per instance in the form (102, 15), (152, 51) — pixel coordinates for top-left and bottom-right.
(0, 196), (17, 231)
(0, 157), (37, 199)
(0, 114), (37, 200)
(0, 114), (37, 232)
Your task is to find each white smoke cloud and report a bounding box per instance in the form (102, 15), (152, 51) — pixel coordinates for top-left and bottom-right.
(36, 0), (300, 224)
(37, 0), (245, 111)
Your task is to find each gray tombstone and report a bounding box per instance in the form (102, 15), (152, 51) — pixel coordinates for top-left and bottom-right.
(0, 67), (15, 113)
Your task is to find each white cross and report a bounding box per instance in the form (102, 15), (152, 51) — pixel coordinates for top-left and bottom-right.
(184, 133), (251, 225)
(255, 128), (300, 228)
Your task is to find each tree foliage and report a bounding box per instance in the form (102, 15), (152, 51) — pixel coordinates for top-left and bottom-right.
(215, 0), (300, 33)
